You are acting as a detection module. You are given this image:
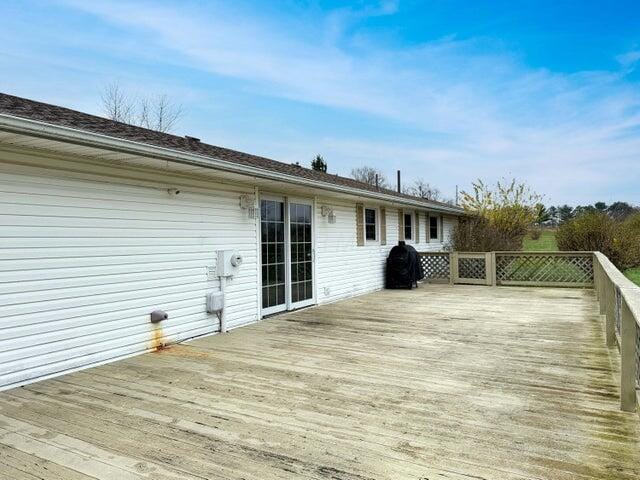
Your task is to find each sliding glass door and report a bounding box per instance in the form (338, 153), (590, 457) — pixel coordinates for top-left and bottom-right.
(260, 198), (286, 315)
(260, 197), (315, 316)
(289, 201), (314, 309)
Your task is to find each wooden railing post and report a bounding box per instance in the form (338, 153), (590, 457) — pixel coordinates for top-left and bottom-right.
(605, 282), (616, 347)
(593, 258), (597, 292)
(620, 297), (637, 412)
(450, 252), (458, 284)
(489, 252), (497, 286)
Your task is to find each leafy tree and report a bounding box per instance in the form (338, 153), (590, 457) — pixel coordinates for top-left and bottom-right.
(594, 201), (607, 212)
(350, 166), (388, 188)
(311, 155), (327, 172)
(547, 206), (559, 225)
(557, 205), (574, 224)
(607, 201), (636, 221)
(534, 203), (550, 224)
(573, 205), (597, 217)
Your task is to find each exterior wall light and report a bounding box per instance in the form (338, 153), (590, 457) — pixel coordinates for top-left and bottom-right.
(321, 206), (336, 224)
(239, 194), (257, 219)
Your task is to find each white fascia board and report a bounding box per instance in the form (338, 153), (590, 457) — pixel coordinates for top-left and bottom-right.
(0, 114), (465, 215)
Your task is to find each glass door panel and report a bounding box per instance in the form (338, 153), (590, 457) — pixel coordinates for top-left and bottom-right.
(260, 199), (286, 314)
(289, 202), (314, 307)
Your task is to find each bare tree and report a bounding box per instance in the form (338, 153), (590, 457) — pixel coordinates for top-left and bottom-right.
(406, 178), (442, 201)
(350, 166), (388, 188)
(138, 94), (183, 133)
(101, 82), (135, 124)
(101, 83), (183, 133)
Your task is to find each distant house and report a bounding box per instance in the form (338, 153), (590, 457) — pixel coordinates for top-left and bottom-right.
(0, 93), (464, 390)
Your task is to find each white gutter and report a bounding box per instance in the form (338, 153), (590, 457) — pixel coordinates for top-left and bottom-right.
(0, 114), (465, 215)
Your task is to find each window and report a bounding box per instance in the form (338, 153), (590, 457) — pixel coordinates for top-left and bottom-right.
(430, 215), (439, 240)
(365, 208), (377, 241)
(404, 212), (413, 240)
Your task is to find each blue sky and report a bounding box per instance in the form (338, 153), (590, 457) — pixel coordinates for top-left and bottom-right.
(1, 0), (639, 204)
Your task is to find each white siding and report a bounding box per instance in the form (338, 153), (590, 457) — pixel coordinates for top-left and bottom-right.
(411, 211), (456, 252)
(0, 150), (459, 390)
(315, 201), (396, 303)
(315, 199), (456, 305)
(0, 157), (259, 390)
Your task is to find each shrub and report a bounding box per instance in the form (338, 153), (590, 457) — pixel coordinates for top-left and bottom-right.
(451, 215), (524, 251)
(529, 227), (541, 240)
(615, 213), (640, 269)
(456, 178), (540, 252)
(556, 212), (618, 262)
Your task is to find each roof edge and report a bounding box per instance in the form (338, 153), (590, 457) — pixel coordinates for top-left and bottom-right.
(0, 113), (465, 215)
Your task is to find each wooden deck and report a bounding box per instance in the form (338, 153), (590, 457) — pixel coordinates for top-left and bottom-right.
(0, 284), (639, 480)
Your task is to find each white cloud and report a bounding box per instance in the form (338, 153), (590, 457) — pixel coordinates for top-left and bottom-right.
(51, 0), (640, 204)
(617, 50), (640, 68)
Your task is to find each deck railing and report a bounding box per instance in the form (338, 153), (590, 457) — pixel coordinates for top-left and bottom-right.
(495, 251), (593, 287)
(417, 250), (640, 412)
(592, 252), (640, 412)
(418, 251), (594, 287)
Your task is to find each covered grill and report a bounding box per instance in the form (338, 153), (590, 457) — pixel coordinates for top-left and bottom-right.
(385, 241), (425, 289)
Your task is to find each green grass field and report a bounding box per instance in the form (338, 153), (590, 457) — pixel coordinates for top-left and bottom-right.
(522, 229), (640, 287)
(522, 230), (558, 251)
(624, 267), (640, 286)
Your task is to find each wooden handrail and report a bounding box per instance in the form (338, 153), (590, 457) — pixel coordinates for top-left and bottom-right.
(417, 250), (640, 412)
(593, 252), (640, 412)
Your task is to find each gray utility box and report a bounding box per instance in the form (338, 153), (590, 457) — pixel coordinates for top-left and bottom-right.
(216, 250), (243, 277)
(206, 291), (224, 314)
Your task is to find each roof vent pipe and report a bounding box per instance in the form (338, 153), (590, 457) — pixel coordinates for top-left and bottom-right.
(184, 135), (200, 143)
(397, 170), (401, 193)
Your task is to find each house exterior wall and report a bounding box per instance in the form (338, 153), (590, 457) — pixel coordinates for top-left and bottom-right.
(0, 150), (457, 390)
(314, 199), (455, 305)
(0, 152), (259, 391)
(314, 200), (397, 304)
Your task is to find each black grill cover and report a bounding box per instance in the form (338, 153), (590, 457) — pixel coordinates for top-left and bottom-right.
(385, 242), (425, 289)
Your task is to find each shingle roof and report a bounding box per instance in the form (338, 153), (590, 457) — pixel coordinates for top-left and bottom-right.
(0, 92), (462, 213)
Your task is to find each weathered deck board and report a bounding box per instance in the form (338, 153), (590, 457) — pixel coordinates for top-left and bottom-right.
(0, 285), (638, 479)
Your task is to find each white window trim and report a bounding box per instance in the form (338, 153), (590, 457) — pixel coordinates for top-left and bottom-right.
(403, 210), (415, 243)
(364, 206), (379, 244)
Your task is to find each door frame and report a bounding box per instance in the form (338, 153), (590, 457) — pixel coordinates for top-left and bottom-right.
(258, 193), (317, 317)
(287, 196), (316, 310)
(259, 194), (288, 317)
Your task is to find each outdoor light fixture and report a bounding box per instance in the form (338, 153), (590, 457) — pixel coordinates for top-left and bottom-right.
(321, 206), (336, 224)
(239, 194), (257, 219)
